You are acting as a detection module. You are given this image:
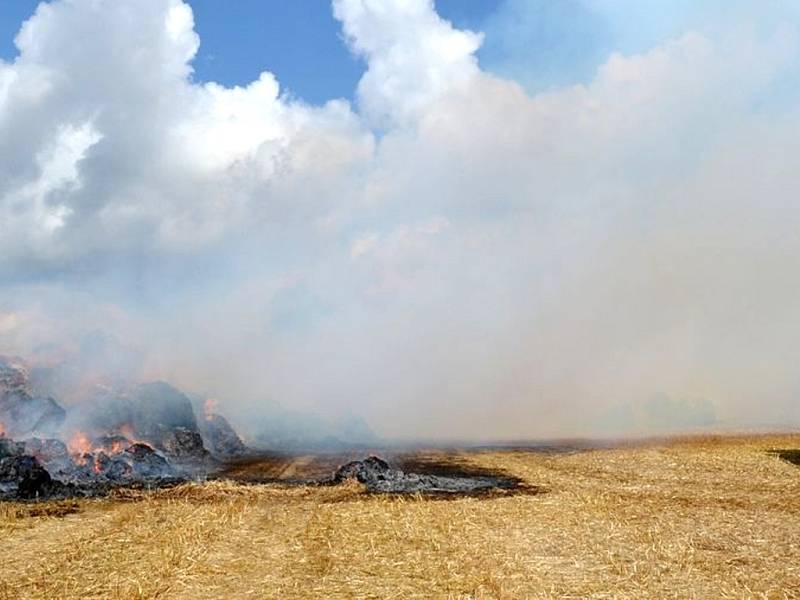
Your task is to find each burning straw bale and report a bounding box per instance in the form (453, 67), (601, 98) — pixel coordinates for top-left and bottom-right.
(0, 438), (24, 459)
(0, 358), (65, 438)
(74, 382), (215, 466)
(61, 440), (176, 486)
(23, 437), (69, 462)
(199, 412), (248, 458)
(0, 356), (258, 500)
(79, 381), (199, 441)
(158, 426), (209, 462)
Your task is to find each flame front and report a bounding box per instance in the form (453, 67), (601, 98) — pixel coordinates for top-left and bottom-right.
(67, 423), (148, 466)
(68, 431), (92, 456)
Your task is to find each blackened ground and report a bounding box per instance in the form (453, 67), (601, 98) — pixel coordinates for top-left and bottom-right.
(331, 455), (531, 496)
(775, 449), (800, 466)
(215, 450), (540, 497)
(1, 446), (544, 501)
(0, 469), (187, 501)
(214, 451), (365, 484)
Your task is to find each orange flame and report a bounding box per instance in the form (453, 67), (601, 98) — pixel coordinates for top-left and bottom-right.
(68, 431), (92, 456)
(68, 425), (145, 460)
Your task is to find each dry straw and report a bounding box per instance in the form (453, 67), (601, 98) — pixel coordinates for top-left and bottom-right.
(1, 433), (799, 599)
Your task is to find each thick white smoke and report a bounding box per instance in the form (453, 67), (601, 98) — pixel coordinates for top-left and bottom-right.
(1, 0), (800, 441)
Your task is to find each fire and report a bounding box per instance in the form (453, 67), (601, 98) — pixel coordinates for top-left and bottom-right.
(203, 398), (219, 422)
(67, 428), (140, 473)
(69, 426), (145, 458)
(0, 421), (5, 438)
(68, 431), (93, 455)
(109, 440), (125, 454)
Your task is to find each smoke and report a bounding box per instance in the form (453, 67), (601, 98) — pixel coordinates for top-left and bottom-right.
(1, 0), (800, 441)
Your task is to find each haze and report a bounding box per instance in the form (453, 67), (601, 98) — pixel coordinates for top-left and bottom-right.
(1, 0), (800, 441)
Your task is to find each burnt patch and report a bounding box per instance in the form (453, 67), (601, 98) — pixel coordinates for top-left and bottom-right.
(329, 455), (540, 498)
(214, 450), (542, 498)
(214, 451), (365, 485)
(211, 452), (296, 484)
(773, 449), (800, 466)
(401, 456), (542, 498)
(397, 454), (524, 482)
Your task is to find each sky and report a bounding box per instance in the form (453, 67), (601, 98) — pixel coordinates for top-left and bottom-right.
(3, 0), (759, 101)
(1, 1), (800, 441)
(1, 0), (501, 104)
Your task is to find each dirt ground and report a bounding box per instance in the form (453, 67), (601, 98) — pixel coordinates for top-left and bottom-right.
(1, 433), (799, 599)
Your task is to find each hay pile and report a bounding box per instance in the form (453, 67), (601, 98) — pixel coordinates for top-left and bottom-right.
(0, 433), (799, 598)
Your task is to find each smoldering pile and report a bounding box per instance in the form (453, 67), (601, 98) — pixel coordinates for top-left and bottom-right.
(332, 456), (524, 495)
(0, 357), (248, 500)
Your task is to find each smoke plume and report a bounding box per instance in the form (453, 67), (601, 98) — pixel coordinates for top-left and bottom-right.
(2, 0), (800, 441)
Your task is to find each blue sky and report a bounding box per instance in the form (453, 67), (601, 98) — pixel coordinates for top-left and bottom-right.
(1, 0), (500, 103)
(0, 0), (721, 103)
(4, 1), (798, 102)
(4, 0), (729, 101)
(6, 0), (771, 101)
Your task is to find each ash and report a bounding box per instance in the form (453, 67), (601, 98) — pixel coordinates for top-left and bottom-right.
(332, 456), (521, 495)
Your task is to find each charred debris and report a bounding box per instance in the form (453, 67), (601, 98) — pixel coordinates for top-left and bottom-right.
(331, 455), (529, 496)
(2, 357), (527, 500)
(1, 357), (246, 500)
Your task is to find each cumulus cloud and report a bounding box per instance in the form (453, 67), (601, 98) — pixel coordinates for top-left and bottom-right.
(333, 0), (482, 127)
(0, 0), (373, 272)
(1, 0), (800, 440)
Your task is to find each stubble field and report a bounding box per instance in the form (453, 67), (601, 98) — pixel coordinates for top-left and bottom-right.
(1, 433), (799, 599)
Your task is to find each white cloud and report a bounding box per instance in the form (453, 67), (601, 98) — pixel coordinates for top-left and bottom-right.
(333, 0), (483, 128)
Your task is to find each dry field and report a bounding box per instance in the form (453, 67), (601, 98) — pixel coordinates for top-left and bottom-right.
(1, 434), (799, 599)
